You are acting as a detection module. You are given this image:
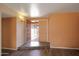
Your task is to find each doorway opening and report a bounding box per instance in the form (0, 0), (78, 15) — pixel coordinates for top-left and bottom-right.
(30, 20), (39, 47)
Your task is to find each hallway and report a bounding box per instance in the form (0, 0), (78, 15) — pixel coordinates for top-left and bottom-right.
(1, 3), (79, 56)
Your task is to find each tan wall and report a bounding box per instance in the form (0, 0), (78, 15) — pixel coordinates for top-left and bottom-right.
(2, 17), (16, 49)
(39, 19), (48, 42)
(2, 17), (27, 49)
(49, 13), (79, 48)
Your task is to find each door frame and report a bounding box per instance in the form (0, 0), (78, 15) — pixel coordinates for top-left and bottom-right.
(0, 13), (2, 56)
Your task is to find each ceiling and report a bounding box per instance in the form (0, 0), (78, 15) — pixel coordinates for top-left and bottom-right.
(3, 3), (79, 17)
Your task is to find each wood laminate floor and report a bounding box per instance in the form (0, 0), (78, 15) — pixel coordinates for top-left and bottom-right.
(2, 42), (79, 56)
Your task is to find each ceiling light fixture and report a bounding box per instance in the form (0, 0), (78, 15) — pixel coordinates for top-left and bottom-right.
(30, 4), (40, 17)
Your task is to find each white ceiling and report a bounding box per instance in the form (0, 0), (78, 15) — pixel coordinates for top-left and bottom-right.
(3, 3), (79, 17)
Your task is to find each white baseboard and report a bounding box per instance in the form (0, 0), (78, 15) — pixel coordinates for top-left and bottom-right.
(2, 48), (17, 50)
(50, 47), (79, 50)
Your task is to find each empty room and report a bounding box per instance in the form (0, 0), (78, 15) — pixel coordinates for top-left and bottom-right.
(0, 3), (79, 56)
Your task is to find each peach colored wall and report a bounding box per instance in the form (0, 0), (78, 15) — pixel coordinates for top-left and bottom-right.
(2, 17), (16, 49)
(49, 13), (79, 48)
(39, 19), (48, 42)
(37, 18), (48, 42)
(2, 17), (27, 49)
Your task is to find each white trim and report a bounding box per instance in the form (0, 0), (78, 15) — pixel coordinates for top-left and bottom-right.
(2, 48), (17, 50)
(50, 47), (79, 50)
(0, 13), (1, 56)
